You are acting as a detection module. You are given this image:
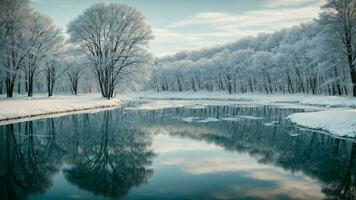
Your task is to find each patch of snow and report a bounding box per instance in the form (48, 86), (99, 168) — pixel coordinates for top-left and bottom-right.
(197, 118), (219, 123)
(265, 122), (277, 126)
(265, 121), (279, 126)
(125, 101), (185, 110)
(239, 115), (264, 120)
(182, 117), (197, 123)
(0, 94), (121, 125)
(219, 115), (264, 121)
(299, 96), (356, 108)
(288, 109), (356, 137)
(221, 117), (241, 122)
(182, 117), (219, 123)
(184, 105), (207, 109)
(181, 116), (263, 123)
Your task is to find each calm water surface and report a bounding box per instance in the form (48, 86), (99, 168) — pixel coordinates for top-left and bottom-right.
(0, 101), (355, 200)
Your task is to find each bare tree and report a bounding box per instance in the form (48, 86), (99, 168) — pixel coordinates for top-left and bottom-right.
(67, 3), (153, 99)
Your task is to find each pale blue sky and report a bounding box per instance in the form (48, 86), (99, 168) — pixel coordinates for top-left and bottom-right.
(30, 0), (325, 56)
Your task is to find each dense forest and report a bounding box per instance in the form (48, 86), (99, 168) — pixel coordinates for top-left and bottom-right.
(148, 0), (356, 96)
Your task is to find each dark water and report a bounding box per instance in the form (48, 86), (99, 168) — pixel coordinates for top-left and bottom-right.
(0, 101), (355, 200)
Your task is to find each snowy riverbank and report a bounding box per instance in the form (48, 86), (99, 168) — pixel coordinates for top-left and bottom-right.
(1, 91), (355, 138)
(0, 94), (121, 124)
(133, 91), (356, 108)
(131, 91), (356, 138)
(287, 109), (356, 137)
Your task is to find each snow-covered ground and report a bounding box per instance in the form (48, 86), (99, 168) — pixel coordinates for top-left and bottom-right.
(288, 109), (356, 137)
(128, 91), (356, 138)
(0, 94), (121, 125)
(133, 91), (356, 108)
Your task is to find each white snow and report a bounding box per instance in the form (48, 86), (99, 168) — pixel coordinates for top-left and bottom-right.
(239, 115), (264, 120)
(298, 96), (356, 108)
(125, 100), (185, 110)
(264, 121), (279, 126)
(197, 118), (219, 123)
(182, 116), (263, 123)
(184, 105), (207, 109)
(182, 117), (196, 123)
(222, 116), (264, 121)
(181, 117), (219, 123)
(0, 94), (121, 125)
(288, 109), (356, 137)
(133, 91), (356, 108)
(221, 117), (242, 122)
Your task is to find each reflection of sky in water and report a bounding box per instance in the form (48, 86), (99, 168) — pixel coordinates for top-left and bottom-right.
(126, 133), (324, 200)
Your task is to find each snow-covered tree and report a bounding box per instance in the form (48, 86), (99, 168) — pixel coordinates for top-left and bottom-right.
(23, 12), (63, 97)
(320, 0), (356, 96)
(0, 0), (66, 97)
(66, 55), (87, 95)
(43, 51), (72, 97)
(149, 20), (353, 96)
(67, 3), (153, 99)
(0, 0), (32, 97)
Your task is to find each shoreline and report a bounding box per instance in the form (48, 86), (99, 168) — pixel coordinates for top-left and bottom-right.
(0, 94), (122, 125)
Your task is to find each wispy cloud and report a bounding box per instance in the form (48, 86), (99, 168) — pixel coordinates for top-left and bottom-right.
(265, 0), (321, 8)
(214, 169), (324, 200)
(150, 28), (249, 57)
(152, 28), (202, 44)
(152, 0), (325, 56)
(168, 2), (323, 31)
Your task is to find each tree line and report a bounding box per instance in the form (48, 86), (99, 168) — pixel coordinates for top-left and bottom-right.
(0, 0), (152, 99)
(148, 0), (356, 96)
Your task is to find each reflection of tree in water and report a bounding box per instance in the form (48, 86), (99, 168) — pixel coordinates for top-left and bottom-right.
(0, 109), (155, 200)
(125, 105), (356, 200)
(63, 111), (155, 199)
(0, 120), (64, 200)
(322, 142), (356, 200)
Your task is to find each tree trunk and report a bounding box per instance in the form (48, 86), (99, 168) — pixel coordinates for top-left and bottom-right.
(343, 9), (355, 96)
(17, 77), (21, 94)
(351, 66), (356, 96)
(5, 75), (14, 98)
(226, 75), (232, 94)
(248, 77), (253, 93)
(0, 79), (3, 95)
(28, 78), (33, 97)
(287, 70), (294, 94)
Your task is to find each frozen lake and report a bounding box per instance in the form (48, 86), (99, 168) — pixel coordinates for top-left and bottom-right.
(1, 101), (355, 200)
